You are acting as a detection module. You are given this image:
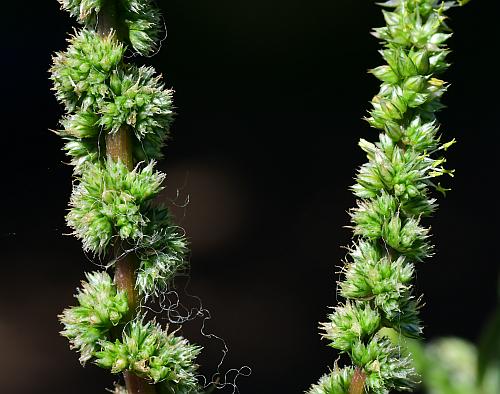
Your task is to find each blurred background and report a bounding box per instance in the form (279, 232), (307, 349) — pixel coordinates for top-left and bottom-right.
(1, 1), (498, 393)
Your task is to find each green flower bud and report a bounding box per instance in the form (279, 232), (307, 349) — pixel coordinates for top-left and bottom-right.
(62, 137), (101, 171)
(351, 192), (398, 239)
(382, 214), (432, 261)
(341, 240), (417, 324)
(122, 0), (163, 55)
(401, 116), (440, 151)
(50, 29), (125, 112)
(322, 302), (381, 351)
(371, 65), (399, 84)
(67, 159), (165, 254)
(380, 98), (403, 120)
(58, 0), (103, 22)
(429, 50), (451, 74)
(351, 336), (416, 394)
(307, 367), (354, 394)
(95, 317), (201, 389)
(58, 0), (163, 56)
(410, 50), (431, 75)
(135, 207), (189, 299)
(59, 271), (129, 364)
(98, 65), (174, 160)
(404, 75), (427, 92)
(430, 32), (452, 46)
(60, 110), (100, 138)
(396, 54), (418, 79)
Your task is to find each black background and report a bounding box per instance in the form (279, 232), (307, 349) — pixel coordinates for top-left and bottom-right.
(1, 1), (498, 393)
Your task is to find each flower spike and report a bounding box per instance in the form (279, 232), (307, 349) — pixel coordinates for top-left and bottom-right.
(52, 1), (203, 393)
(307, 1), (470, 393)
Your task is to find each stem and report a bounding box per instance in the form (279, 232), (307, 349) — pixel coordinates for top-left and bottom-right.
(123, 371), (157, 394)
(106, 125), (134, 171)
(348, 368), (366, 394)
(97, 10), (116, 37)
(105, 128), (137, 312)
(113, 243), (139, 315)
(98, 6), (157, 394)
(105, 102), (156, 394)
(97, 1), (118, 38)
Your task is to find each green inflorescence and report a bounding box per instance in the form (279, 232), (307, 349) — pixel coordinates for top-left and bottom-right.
(52, 0), (202, 392)
(101, 64), (175, 161)
(307, 1), (469, 393)
(95, 318), (201, 387)
(135, 206), (189, 299)
(58, 0), (163, 55)
(308, 368), (355, 394)
(67, 159), (165, 254)
(60, 271), (129, 364)
(61, 276), (200, 390)
(51, 29), (174, 172)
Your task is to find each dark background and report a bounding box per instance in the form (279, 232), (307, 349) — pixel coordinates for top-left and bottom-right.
(1, 1), (498, 393)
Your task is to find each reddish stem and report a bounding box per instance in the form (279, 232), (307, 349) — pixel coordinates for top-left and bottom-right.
(348, 367), (366, 394)
(98, 7), (157, 394)
(123, 371), (157, 394)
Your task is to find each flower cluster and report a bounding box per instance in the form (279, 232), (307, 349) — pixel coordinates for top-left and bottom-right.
(67, 158), (165, 254)
(321, 302), (381, 352)
(53, 1), (202, 392)
(122, 0), (163, 56)
(136, 206), (189, 299)
(339, 241), (420, 337)
(308, 1), (466, 393)
(59, 271), (129, 364)
(100, 65), (175, 161)
(51, 29), (125, 112)
(351, 192), (432, 261)
(96, 318), (201, 389)
(51, 29), (174, 170)
(307, 368), (354, 394)
(57, 0), (103, 25)
(57, 0), (162, 55)
(60, 274), (200, 389)
(352, 336), (415, 393)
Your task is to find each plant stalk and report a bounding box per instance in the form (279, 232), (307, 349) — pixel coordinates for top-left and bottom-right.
(106, 125), (134, 171)
(97, 1), (118, 37)
(348, 368), (366, 394)
(98, 5), (156, 394)
(123, 371), (157, 394)
(106, 128), (138, 314)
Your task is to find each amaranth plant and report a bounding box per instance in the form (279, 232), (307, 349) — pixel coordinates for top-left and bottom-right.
(51, 1), (203, 393)
(307, 1), (471, 393)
